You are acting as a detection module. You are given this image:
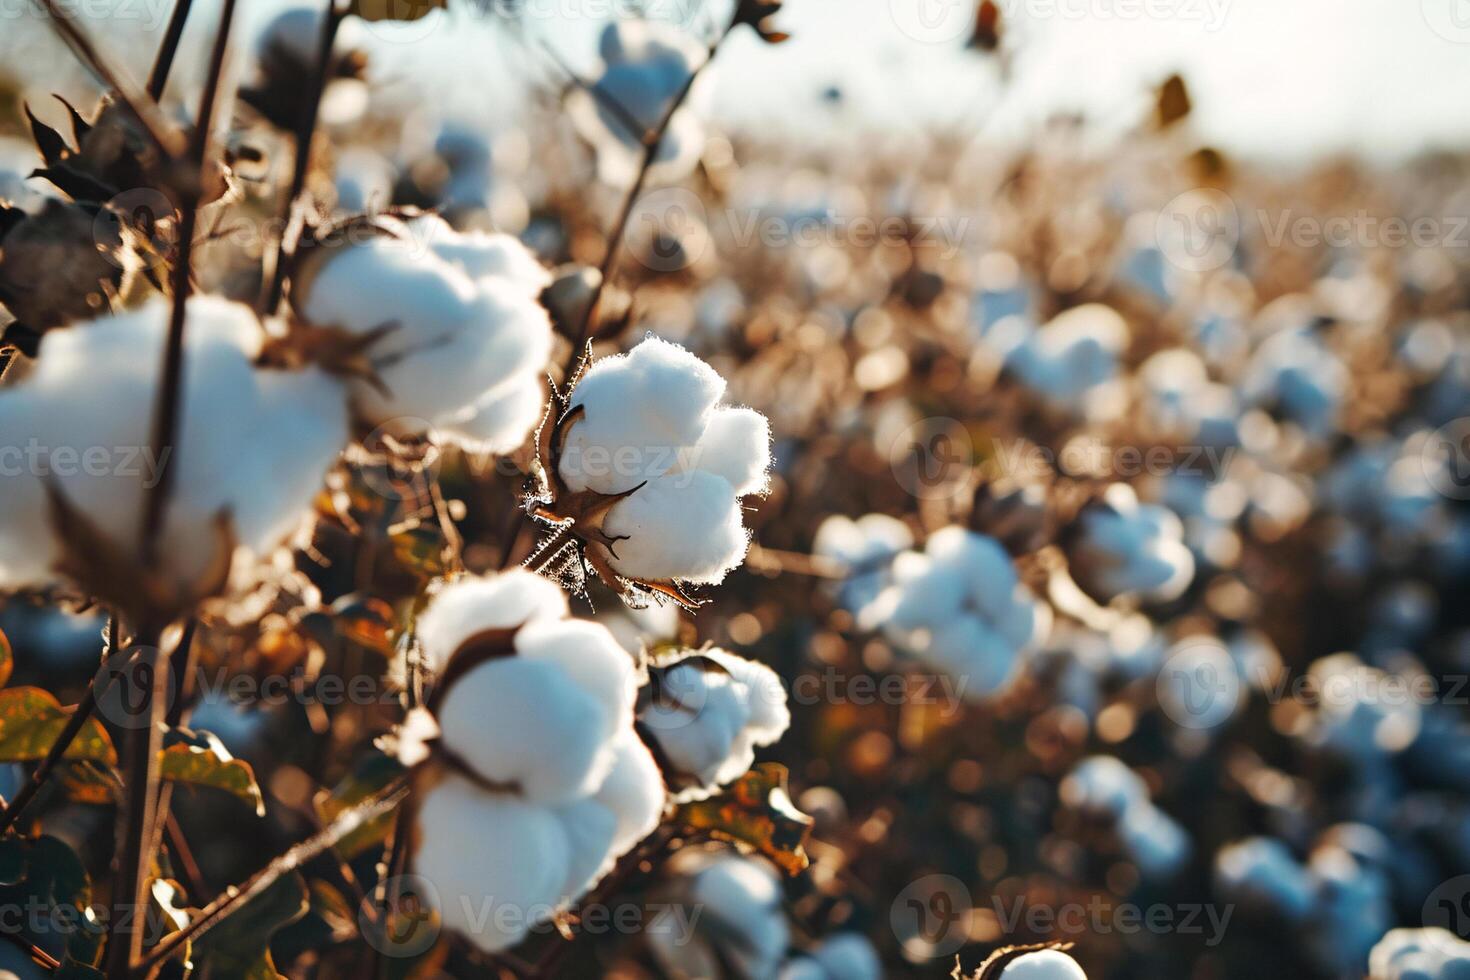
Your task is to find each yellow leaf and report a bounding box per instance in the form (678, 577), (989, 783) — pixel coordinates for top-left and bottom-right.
(675, 763), (813, 875)
(350, 0), (447, 24)
(0, 627), (11, 689)
(0, 688), (115, 766)
(158, 731), (265, 816)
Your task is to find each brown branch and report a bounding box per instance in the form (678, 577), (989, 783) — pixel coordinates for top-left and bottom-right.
(258, 0), (346, 316)
(147, 0), (196, 101)
(137, 778), (410, 974)
(564, 20), (735, 375)
(0, 613), (125, 837)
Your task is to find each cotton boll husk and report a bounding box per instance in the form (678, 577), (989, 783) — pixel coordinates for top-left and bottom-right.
(438, 374), (545, 455)
(415, 571), (568, 674)
(561, 337), (725, 495)
(298, 233), (552, 431)
(0, 296), (347, 595)
(593, 731), (666, 855)
(602, 471), (749, 584)
(406, 214), (551, 297)
(691, 406), (772, 496)
(514, 618), (639, 737)
(552, 797), (618, 902)
(414, 773), (570, 953)
(999, 949), (1088, 979)
(436, 657), (612, 805)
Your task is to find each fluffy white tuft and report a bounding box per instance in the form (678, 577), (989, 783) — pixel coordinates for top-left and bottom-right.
(1000, 949), (1089, 979)
(1071, 483), (1196, 604)
(415, 571), (569, 674)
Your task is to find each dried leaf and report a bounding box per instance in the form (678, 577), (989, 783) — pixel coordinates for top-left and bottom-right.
(158, 729), (266, 816)
(1155, 73), (1191, 129)
(332, 594), (398, 655)
(315, 751), (407, 859)
(0, 626), (11, 689)
(349, 0), (448, 23)
(674, 762), (812, 875)
(0, 687), (116, 766)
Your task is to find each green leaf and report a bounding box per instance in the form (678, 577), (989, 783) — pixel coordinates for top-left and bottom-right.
(315, 750), (406, 859)
(0, 687), (116, 765)
(192, 872), (309, 980)
(158, 729), (265, 816)
(0, 835), (104, 968)
(350, 0), (447, 23)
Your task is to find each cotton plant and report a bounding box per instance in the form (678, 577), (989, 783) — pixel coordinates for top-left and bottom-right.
(0, 296), (347, 610)
(402, 570), (666, 952)
(811, 512), (913, 613)
(1065, 483), (1196, 605)
(1369, 928), (1470, 979)
(986, 304), (1129, 420)
(858, 527), (1051, 701)
(1241, 326), (1348, 439)
(1134, 348), (1240, 447)
(568, 20), (712, 186)
(1061, 756), (1190, 879)
(778, 933), (882, 980)
(638, 646), (790, 801)
(995, 948), (1088, 979)
(648, 851), (790, 980)
(292, 210), (553, 453)
(533, 335), (772, 604)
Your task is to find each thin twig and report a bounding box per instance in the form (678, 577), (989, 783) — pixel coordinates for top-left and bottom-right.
(146, 0), (196, 101)
(564, 20), (735, 375)
(0, 613), (125, 837)
(137, 779), (410, 974)
(32, 0), (184, 160)
(259, 0), (345, 316)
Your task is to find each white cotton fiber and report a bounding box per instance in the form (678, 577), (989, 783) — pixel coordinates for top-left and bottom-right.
(1071, 484), (1195, 604)
(1062, 756), (1189, 880)
(1003, 304), (1128, 417)
(814, 513), (913, 613)
(561, 336), (726, 495)
(552, 797), (618, 902)
(297, 219), (552, 450)
(407, 214), (551, 298)
(641, 648), (790, 799)
(515, 617), (640, 737)
(1369, 928), (1470, 980)
(691, 407), (772, 497)
(568, 20), (710, 185)
(1000, 949), (1088, 979)
(1213, 837), (1317, 921)
(0, 296), (347, 596)
(414, 773), (571, 953)
(809, 933), (883, 980)
(691, 855), (790, 980)
(864, 528), (1050, 701)
(594, 730), (666, 855)
(1060, 756), (1148, 819)
(440, 375), (545, 456)
(436, 656), (613, 805)
(601, 471), (749, 585)
(416, 571), (569, 674)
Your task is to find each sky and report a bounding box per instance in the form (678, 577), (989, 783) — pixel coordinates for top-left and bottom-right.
(5, 0), (1470, 163)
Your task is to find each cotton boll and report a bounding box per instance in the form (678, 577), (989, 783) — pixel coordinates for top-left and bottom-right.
(691, 407), (772, 496)
(691, 856), (790, 980)
(601, 470), (749, 585)
(415, 571), (569, 674)
(296, 228), (552, 434)
(438, 374), (545, 456)
(514, 617), (639, 737)
(1243, 328), (1347, 438)
(436, 657), (612, 805)
(414, 773), (570, 953)
(0, 297), (346, 596)
(1213, 837), (1316, 921)
(999, 949), (1088, 979)
(1070, 484), (1195, 604)
(1369, 928), (1470, 980)
(813, 513), (912, 613)
(561, 336), (726, 495)
(1116, 801), (1190, 877)
(1060, 756), (1148, 819)
(809, 933), (882, 980)
(552, 797), (618, 902)
(406, 214), (551, 298)
(569, 20), (710, 185)
(593, 731), (666, 855)
(1005, 304), (1128, 416)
